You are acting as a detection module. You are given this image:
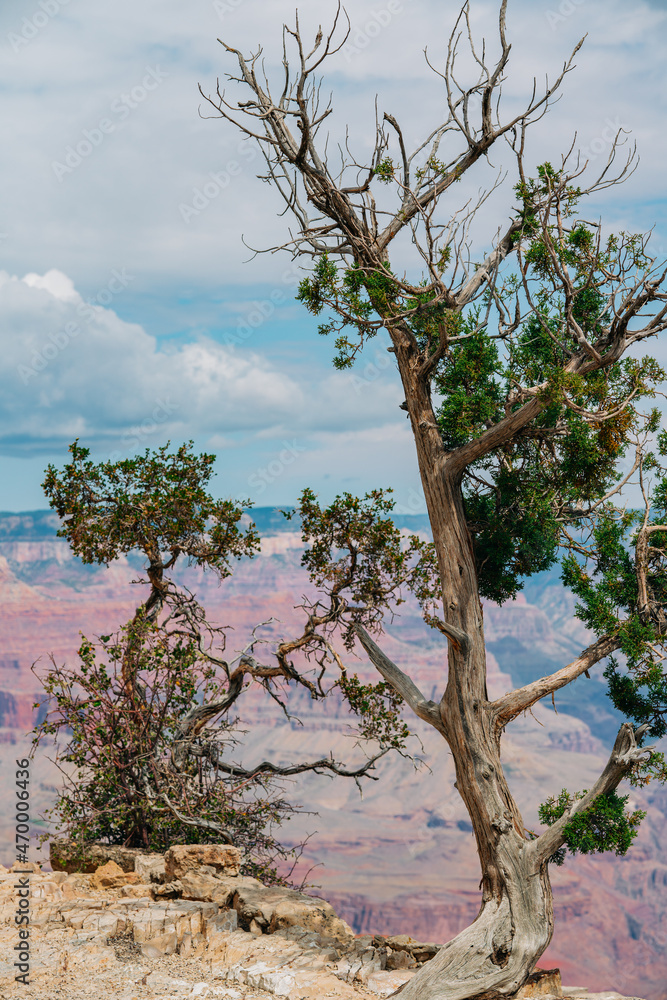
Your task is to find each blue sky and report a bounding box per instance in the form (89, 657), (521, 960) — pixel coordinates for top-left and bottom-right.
(1, 0), (666, 512)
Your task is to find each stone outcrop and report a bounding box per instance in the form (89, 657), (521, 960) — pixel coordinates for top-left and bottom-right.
(519, 968), (565, 998)
(0, 862), (650, 1000)
(180, 872), (259, 906)
(51, 841), (356, 949)
(227, 877), (355, 944)
(371, 933), (441, 968)
(134, 853), (167, 884)
(164, 845), (243, 880)
(89, 860), (142, 891)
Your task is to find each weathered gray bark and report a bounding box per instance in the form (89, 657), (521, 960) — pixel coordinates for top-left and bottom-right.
(395, 875), (552, 1000)
(387, 722), (647, 1000)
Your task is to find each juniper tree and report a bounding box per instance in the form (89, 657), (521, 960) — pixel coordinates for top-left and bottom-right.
(199, 3), (667, 997)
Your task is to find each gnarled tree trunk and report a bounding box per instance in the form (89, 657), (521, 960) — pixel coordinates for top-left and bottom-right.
(399, 632), (555, 998)
(354, 334), (645, 1000)
(397, 852), (552, 1000)
(391, 341), (554, 998)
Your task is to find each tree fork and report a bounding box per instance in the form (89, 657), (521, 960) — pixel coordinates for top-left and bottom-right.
(378, 327), (560, 999)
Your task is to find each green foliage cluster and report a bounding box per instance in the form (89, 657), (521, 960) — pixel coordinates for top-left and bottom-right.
(43, 440), (260, 574)
(373, 157), (395, 183)
(561, 510), (667, 783)
(294, 487), (441, 647)
(406, 285), (462, 355)
(297, 255), (397, 369)
(538, 788), (645, 865)
(337, 673), (410, 752)
(435, 311), (503, 449)
(512, 162), (582, 256)
(562, 515), (644, 645)
(415, 154), (455, 186)
(433, 293), (662, 602)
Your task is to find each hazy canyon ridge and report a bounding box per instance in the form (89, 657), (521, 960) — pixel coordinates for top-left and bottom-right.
(0, 509), (665, 1000)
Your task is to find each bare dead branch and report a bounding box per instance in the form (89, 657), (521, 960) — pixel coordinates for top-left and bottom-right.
(491, 634), (620, 732)
(354, 624), (444, 731)
(207, 749), (387, 782)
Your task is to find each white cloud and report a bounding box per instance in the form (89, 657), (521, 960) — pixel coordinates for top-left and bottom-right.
(22, 270), (78, 301)
(0, 269), (404, 456)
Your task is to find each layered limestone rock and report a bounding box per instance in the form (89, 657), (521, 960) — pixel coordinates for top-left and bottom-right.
(165, 846), (243, 881)
(0, 851), (651, 1000)
(135, 853), (168, 884)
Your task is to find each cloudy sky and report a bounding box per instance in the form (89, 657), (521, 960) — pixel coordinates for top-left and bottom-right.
(1, 0), (666, 512)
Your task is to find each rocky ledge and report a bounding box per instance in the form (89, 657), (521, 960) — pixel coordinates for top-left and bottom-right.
(0, 845), (650, 1000)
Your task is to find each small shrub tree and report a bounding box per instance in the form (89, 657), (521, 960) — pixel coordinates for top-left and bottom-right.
(34, 441), (425, 882)
(34, 620), (306, 883)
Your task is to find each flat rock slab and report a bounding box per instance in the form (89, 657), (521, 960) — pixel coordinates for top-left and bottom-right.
(231, 879), (355, 945)
(181, 873), (263, 907)
(165, 845), (243, 880)
(366, 969), (417, 996)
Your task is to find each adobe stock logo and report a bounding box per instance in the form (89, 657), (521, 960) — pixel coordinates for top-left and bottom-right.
(51, 66), (168, 182)
(546, 0), (585, 28)
(7, 0), (70, 54)
(178, 141), (258, 223)
(247, 441), (306, 496)
(212, 0), (245, 18)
